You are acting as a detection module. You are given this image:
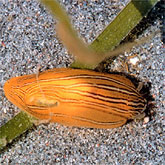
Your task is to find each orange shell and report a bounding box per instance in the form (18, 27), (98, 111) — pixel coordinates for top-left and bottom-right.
(4, 68), (146, 128)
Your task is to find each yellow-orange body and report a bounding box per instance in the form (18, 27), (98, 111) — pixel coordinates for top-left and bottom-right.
(4, 68), (147, 128)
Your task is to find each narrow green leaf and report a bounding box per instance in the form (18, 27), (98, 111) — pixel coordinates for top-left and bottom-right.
(90, 0), (159, 54)
(0, 0), (159, 150)
(0, 111), (37, 150)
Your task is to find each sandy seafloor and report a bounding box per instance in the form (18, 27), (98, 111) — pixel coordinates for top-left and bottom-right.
(0, 0), (164, 164)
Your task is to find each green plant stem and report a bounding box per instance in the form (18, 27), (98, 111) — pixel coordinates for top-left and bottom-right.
(90, 0), (159, 54)
(72, 0), (159, 68)
(0, 0), (159, 151)
(0, 111), (37, 150)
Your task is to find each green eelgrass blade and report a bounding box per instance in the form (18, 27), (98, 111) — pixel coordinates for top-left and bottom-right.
(0, 0), (159, 150)
(90, 0), (159, 54)
(0, 111), (36, 150)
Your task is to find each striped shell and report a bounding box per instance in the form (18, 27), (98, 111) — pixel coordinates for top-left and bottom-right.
(4, 68), (147, 128)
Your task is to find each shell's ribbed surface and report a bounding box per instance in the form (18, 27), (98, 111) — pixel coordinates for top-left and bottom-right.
(4, 68), (147, 128)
